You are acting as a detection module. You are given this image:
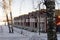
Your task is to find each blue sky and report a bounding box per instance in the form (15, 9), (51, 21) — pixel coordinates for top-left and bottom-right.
(0, 0), (60, 22)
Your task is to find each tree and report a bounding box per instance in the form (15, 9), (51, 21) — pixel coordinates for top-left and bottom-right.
(44, 0), (57, 40)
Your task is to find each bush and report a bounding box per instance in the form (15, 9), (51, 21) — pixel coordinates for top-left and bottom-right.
(31, 30), (35, 32)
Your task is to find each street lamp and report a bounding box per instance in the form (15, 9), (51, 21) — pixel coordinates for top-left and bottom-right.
(33, 0), (44, 35)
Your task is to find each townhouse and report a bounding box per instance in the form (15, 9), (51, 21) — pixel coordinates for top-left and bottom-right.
(13, 9), (60, 32)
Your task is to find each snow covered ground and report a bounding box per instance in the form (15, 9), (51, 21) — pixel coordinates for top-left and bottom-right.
(0, 25), (29, 40)
(13, 26), (60, 40)
(0, 25), (60, 40)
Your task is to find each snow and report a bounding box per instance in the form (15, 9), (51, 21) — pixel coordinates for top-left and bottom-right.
(0, 25), (60, 40)
(0, 25), (29, 40)
(13, 26), (60, 40)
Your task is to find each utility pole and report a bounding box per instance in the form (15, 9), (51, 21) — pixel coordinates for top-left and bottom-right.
(9, 0), (14, 33)
(38, 1), (43, 35)
(44, 0), (57, 40)
(2, 0), (11, 33)
(38, 3), (40, 35)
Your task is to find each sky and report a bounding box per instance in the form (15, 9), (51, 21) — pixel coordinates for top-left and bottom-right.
(0, 0), (60, 22)
(12, 0), (60, 17)
(12, 0), (39, 17)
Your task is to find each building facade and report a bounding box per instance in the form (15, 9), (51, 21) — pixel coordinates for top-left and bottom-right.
(13, 9), (60, 32)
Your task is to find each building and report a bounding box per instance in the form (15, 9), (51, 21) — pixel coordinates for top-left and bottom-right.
(13, 9), (60, 32)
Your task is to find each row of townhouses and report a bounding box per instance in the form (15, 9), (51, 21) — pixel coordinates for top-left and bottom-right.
(13, 9), (60, 32)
